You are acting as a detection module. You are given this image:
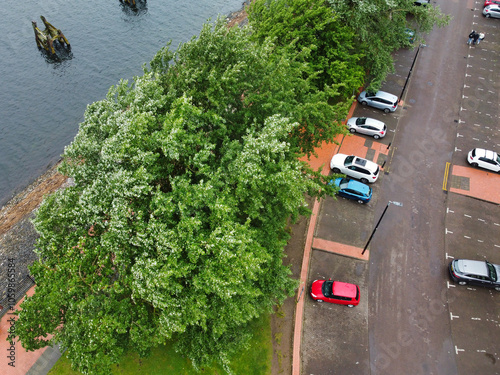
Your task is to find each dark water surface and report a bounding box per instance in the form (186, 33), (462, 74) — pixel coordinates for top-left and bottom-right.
(0, 0), (245, 206)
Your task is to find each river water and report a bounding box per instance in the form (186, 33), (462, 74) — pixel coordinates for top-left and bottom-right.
(0, 0), (246, 207)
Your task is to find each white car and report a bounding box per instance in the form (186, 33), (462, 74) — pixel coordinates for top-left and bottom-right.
(346, 117), (386, 139)
(467, 148), (500, 172)
(330, 154), (380, 183)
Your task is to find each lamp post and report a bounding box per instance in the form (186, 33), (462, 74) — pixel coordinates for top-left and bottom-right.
(362, 201), (403, 255)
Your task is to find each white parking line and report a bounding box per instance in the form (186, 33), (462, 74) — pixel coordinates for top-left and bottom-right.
(471, 317), (481, 321)
(477, 240), (484, 243)
(447, 208), (454, 213)
(478, 218), (485, 222)
(450, 312), (459, 320)
(447, 281), (455, 288)
(446, 228), (453, 234)
(464, 214), (471, 218)
(464, 236), (471, 239)
(455, 346), (465, 355)
(446, 253), (454, 259)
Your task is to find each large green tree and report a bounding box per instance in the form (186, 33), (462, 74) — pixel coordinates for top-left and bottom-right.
(16, 20), (339, 374)
(248, 0), (365, 100)
(328, 0), (450, 89)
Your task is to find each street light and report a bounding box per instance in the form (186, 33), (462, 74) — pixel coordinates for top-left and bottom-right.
(362, 201), (403, 255)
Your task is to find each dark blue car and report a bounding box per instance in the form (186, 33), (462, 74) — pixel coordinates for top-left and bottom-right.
(330, 177), (372, 204)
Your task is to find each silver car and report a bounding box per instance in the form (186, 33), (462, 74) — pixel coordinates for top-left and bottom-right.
(346, 117), (386, 139)
(483, 4), (500, 18)
(449, 259), (500, 291)
(357, 90), (399, 113)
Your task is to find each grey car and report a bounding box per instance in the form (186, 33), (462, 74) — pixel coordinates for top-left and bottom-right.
(357, 90), (399, 113)
(346, 117), (386, 139)
(449, 259), (500, 291)
(483, 4), (500, 18)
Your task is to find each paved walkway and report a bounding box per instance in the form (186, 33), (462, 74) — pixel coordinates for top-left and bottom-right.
(1, 286), (61, 375)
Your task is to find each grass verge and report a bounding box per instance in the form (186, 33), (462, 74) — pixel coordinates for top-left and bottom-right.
(48, 314), (272, 375)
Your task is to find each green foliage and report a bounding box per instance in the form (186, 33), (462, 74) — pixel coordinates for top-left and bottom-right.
(17, 19), (338, 375)
(328, 0), (450, 90)
(248, 0), (365, 99)
(48, 314), (272, 375)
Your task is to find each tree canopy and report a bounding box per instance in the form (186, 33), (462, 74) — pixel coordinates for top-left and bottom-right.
(248, 0), (365, 99)
(16, 20), (338, 374)
(328, 0), (450, 89)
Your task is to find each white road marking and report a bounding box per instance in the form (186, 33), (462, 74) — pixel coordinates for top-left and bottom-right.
(447, 208), (454, 213)
(478, 218), (485, 222)
(464, 236), (471, 239)
(446, 253), (454, 259)
(455, 346), (465, 355)
(471, 317), (481, 321)
(450, 313), (459, 320)
(464, 214), (471, 218)
(446, 228), (453, 234)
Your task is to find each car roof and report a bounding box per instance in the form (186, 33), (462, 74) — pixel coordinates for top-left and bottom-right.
(353, 156), (378, 171)
(363, 90), (398, 101)
(346, 179), (371, 194)
(457, 259), (489, 277)
(332, 281), (358, 298)
(349, 117), (385, 128)
(474, 148), (497, 159)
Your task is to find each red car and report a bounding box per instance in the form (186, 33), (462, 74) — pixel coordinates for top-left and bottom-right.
(484, 0), (500, 6)
(310, 279), (360, 307)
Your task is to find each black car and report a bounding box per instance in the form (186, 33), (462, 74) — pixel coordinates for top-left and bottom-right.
(449, 259), (500, 291)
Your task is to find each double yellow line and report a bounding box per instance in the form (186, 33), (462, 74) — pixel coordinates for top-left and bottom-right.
(443, 162), (451, 191)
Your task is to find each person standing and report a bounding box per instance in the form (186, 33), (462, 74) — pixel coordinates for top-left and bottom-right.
(473, 32), (480, 45)
(477, 32), (485, 44)
(467, 30), (476, 45)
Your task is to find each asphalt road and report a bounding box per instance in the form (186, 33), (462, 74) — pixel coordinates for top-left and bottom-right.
(301, 0), (499, 374)
(369, 1), (499, 374)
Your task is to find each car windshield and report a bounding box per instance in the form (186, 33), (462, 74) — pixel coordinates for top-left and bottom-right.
(356, 117), (367, 125)
(345, 155), (355, 165)
(322, 281), (334, 298)
(339, 178), (349, 189)
(487, 262), (497, 281)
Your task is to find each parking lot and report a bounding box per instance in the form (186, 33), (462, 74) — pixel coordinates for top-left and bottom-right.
(299, 1), (499, 374)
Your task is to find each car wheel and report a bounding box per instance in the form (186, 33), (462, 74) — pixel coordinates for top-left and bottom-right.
(495, 286), (500, 291)
(357, 199), (365, 204)
(360, 101), (367, 106)
(360, 178), (368, 184)
(383, 108), (390, 113)
(486, 14), (491, 18)
(471, 162), (478, 168)
(347, 304), (354, 308)
(316, 299), (323, 303)
(332, 167), (341, 173)
(373, 134), (380, 139)
(349, 128), (356, 134)
(458, 281), (467, 286)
